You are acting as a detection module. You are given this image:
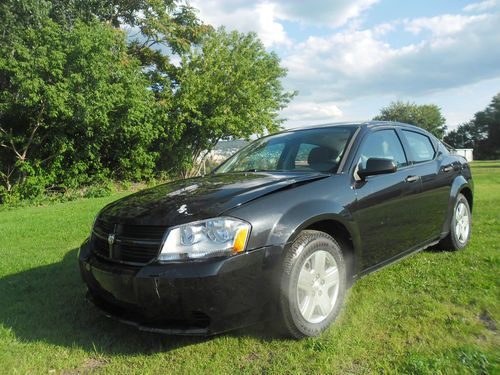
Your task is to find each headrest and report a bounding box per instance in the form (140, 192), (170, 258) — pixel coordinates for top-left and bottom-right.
(307, 147), (338, 172)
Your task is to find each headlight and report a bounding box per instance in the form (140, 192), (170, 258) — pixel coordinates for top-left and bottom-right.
(158, 217), (251, 261)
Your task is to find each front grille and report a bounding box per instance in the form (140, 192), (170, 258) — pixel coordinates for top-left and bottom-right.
(118, 224), (166, 240)
(91, 219), (167, 265)
(93, 235), (110, 259)
(95, 219), (114, 234)
(120, 243), (160, 262)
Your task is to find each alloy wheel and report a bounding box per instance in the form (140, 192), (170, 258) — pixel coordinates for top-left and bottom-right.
(296, 250), (340, 323)
(455, 201), (470, 244)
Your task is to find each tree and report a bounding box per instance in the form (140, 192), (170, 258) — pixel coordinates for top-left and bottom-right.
(0, 1), (296, 200)
(0, 0), (209, 200)
(0, 20), (159, 199)
(444, 93), (500, 159)
(442, 122), (476, 149)
(373, 101), (447, 138)
(162, 28), (296, 176)
(45, 0), (210, 100)
(1, 0), (210, 123)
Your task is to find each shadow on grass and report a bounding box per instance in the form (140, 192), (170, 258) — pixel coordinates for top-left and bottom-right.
(0, 249), (278, 355)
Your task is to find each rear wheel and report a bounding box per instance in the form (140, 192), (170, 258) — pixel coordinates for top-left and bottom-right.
(438, 193), (471, 250)
(279, 230), (347, 338)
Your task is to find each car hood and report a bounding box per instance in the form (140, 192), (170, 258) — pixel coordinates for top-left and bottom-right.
(99, 172), (328, 226)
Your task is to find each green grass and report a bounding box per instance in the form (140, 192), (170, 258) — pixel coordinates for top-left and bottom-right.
(0, 163), (498, 374)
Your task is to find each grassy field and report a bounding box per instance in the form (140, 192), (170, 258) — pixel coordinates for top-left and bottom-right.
(0, 161), (498, 374)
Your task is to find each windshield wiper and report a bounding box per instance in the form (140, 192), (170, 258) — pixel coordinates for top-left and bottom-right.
(241, 168), (267, 172)
(219, 169), (327, 174)
(214, 169), (269, 174)
(240, 169), (320, 173)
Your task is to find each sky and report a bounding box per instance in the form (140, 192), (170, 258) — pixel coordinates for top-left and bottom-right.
(189, 0), (500, 130)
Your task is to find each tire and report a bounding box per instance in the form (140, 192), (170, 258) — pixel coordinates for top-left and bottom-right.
(278, 230), (347, 338)
(438, 193), (472, 251)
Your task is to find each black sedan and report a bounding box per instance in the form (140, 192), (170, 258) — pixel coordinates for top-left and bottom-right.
(79, 121), (473, 338)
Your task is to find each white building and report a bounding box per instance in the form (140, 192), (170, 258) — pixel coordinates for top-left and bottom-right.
(451, 148), (474, 162)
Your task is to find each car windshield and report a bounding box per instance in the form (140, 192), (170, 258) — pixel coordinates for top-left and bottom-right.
(215, 126), (357, 174)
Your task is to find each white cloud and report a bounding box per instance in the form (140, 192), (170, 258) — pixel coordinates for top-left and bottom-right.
(372, 22), (396, 36)
(281, 13), (500, 125)
(463, 0), (498, 12)
(190, 0), (289, 47)
(405, 14), (490, 36)
(190, 0), (379, 47)
(273, 0), (379, 28)
(255, 3), (290, 47)
(187, 1), (500, 126)
(282, 101), (343, 124)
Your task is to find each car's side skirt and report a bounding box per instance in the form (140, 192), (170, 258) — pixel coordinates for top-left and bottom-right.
(355, 237), (440, 279)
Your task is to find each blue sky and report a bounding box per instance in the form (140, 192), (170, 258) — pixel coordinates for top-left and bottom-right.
(191, 0), (500, 130)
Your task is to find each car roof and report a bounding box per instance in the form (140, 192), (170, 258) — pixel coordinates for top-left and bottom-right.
(284, 120), (425, 133)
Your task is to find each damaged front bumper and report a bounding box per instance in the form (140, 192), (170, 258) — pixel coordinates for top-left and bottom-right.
(78, 239), (282, 335)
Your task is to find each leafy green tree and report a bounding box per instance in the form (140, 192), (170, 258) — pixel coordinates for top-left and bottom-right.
(373, 101), (447, 138)
(442, 122), (476, 149)
(2, 0), (209, 118)
(444, 93), (500, 159)
(0, 1), (296, 200)
(46, 0), (210, 98)
(162, 28), (295, 176)
(0, 20), (158, 199)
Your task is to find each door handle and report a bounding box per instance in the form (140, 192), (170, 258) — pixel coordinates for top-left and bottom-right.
(405, 175), (419, 183)
(442, 165), (453, 173)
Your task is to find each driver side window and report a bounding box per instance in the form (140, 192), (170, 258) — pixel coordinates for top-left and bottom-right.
(359, 130), (408, 169)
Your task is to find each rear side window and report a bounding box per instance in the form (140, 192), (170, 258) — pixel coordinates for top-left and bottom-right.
(358, 129), (408, 169)
(402, 130), (435, 163)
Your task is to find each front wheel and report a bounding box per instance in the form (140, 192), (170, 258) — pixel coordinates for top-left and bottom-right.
(438, 193), (472, 250)
(279, 230), (347, 338)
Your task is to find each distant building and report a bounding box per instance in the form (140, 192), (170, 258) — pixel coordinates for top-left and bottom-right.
(451, 148), (473, 162)
(207, 140), (249, 163)
(198, 139), (248, 164)
(196, 140), (249, 173)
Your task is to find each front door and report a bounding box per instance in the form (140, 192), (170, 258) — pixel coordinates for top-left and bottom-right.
(352, 129), (422, 270)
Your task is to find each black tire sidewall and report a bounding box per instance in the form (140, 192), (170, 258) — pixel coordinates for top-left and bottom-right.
(280, 230), (347, 338)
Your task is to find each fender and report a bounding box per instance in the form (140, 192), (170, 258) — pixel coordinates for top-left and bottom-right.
(440, 175), (474, 238)
(270, 200), (353, 242)
(277, 206), (362, 280)
(226, 175), (358, 252)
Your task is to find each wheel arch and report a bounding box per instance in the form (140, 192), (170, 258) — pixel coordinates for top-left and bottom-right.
(460, 186), (473, 212)
(441, 176), (474, 237)
(286, 214), (360, 282)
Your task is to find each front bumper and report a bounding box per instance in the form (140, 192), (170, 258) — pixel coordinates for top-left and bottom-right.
(79, 239), (283, 335)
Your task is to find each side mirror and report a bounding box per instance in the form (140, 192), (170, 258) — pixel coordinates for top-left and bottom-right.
(358, 158), (397, 179)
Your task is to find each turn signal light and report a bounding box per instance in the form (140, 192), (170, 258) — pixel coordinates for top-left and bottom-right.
(233, 228), (249, 253)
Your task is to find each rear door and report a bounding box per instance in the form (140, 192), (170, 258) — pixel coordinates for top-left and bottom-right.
(399, 129), (456, 242)
(352, 128), (422, 270)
